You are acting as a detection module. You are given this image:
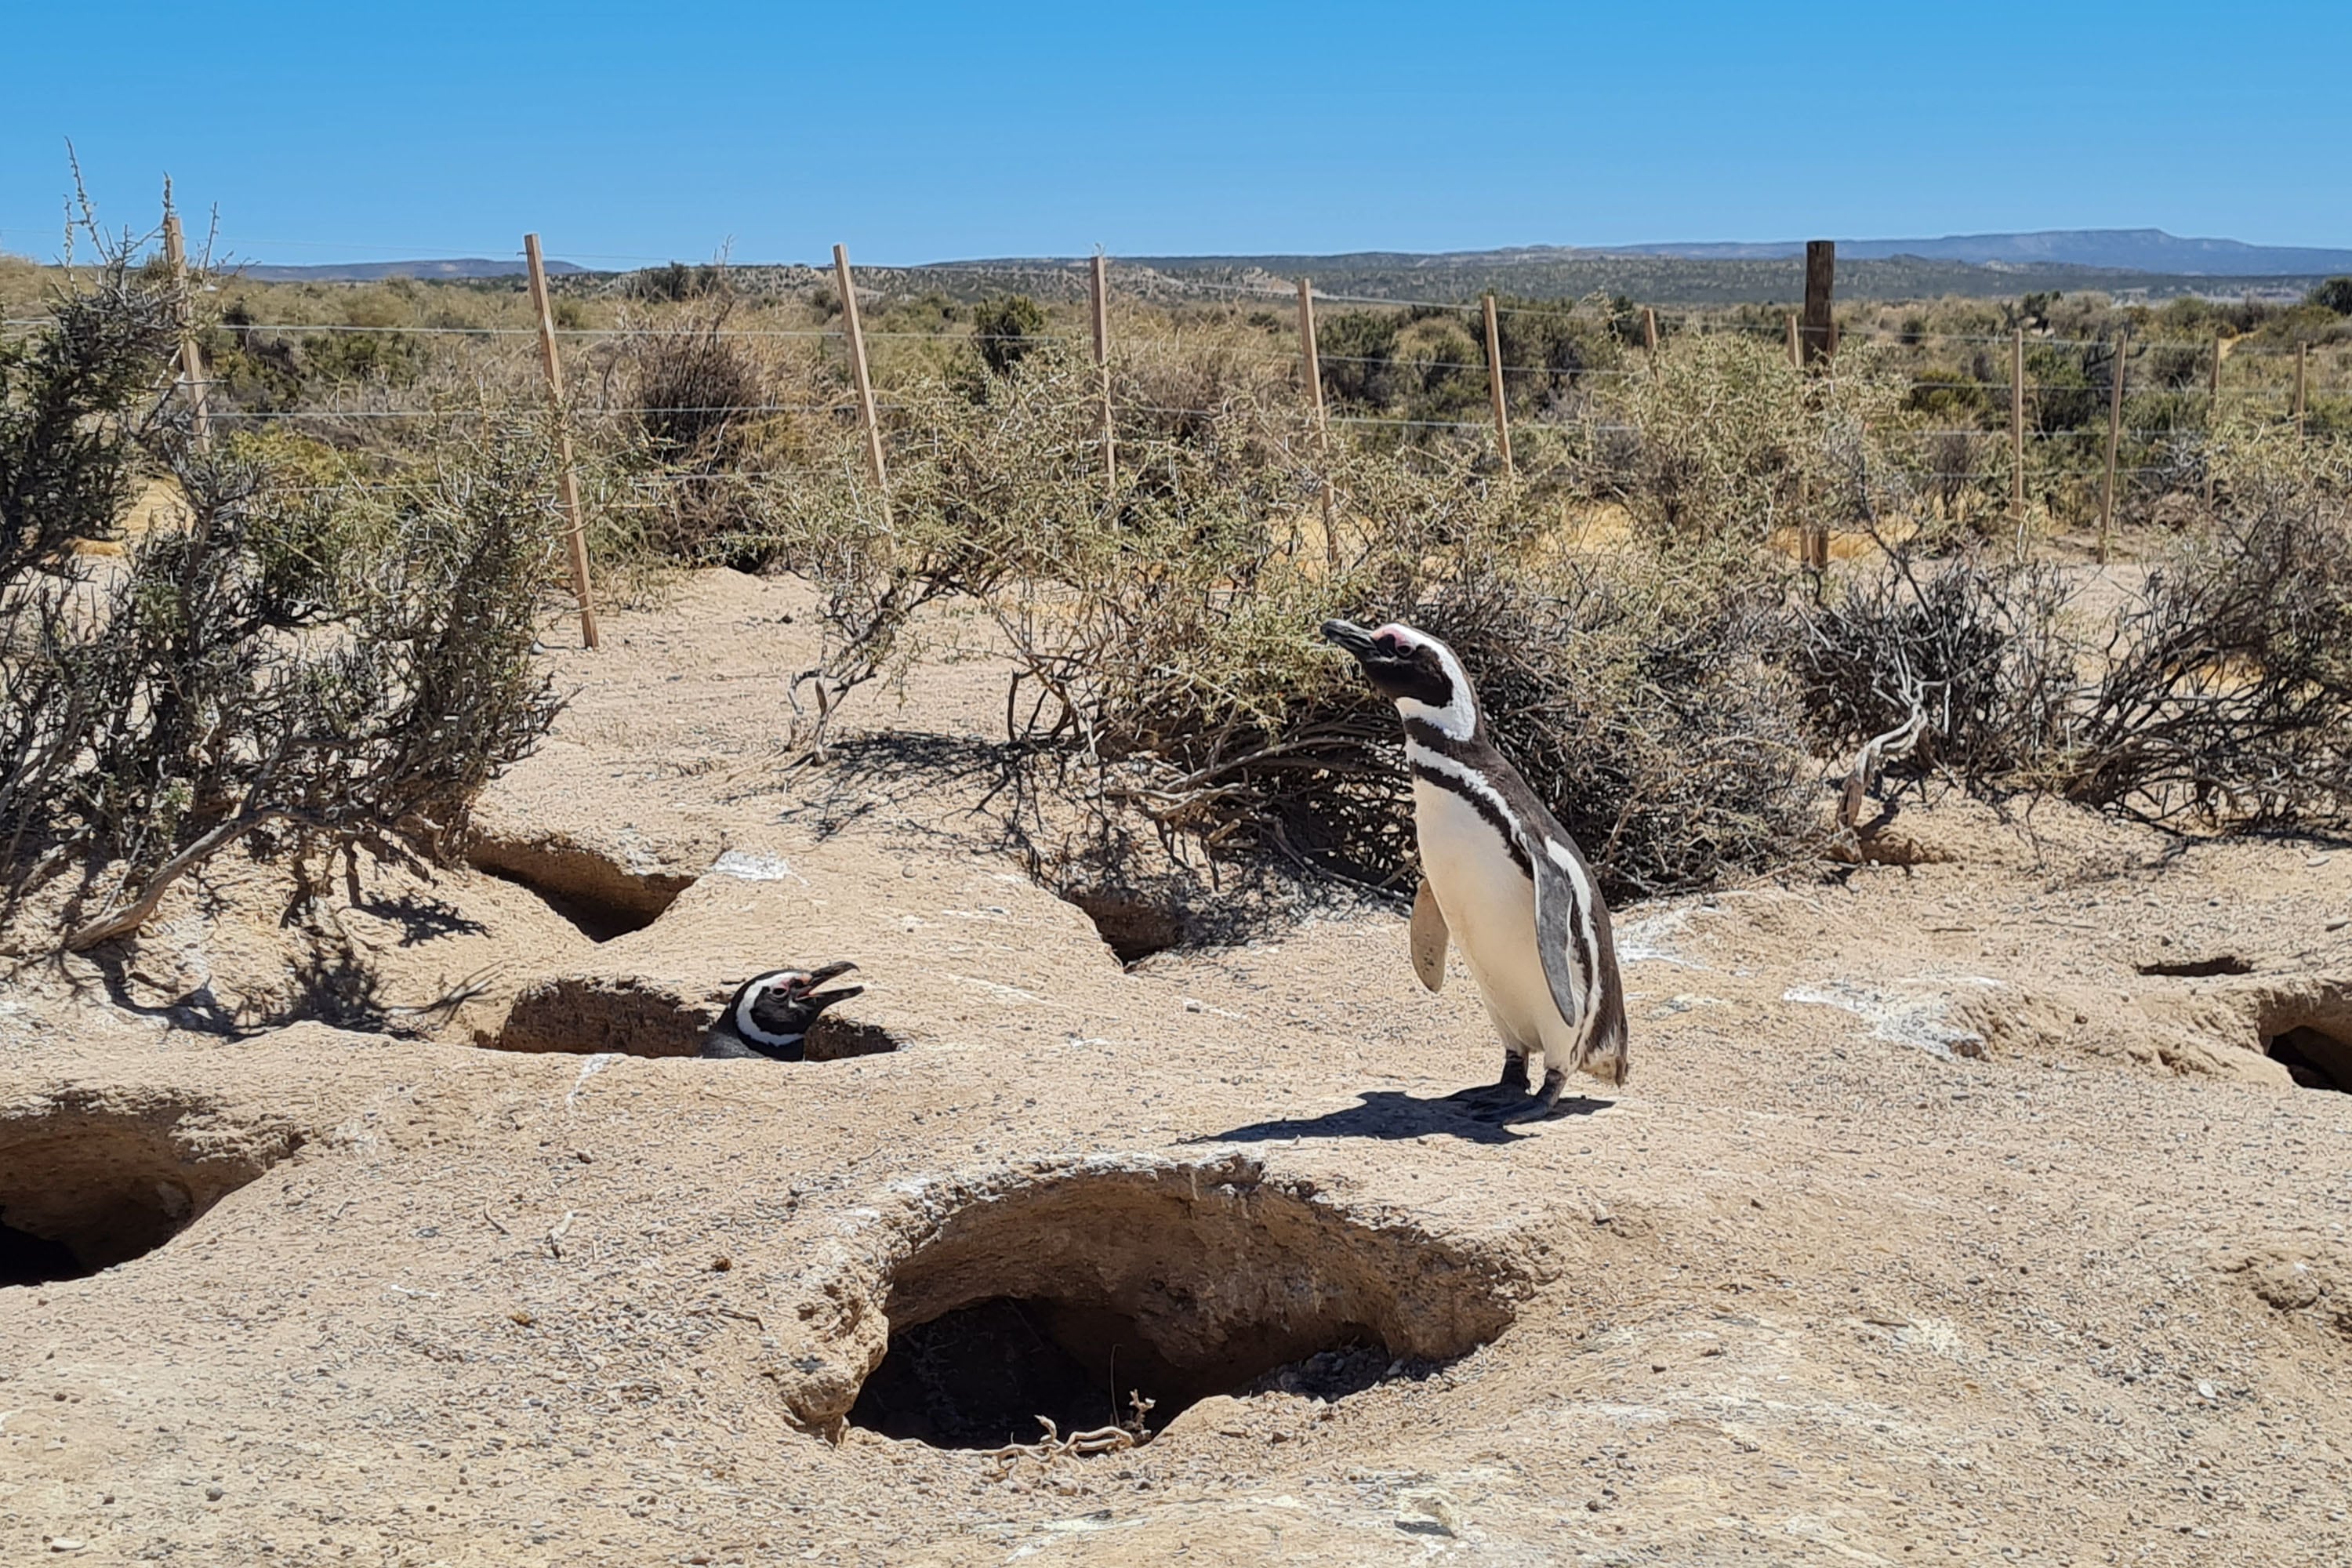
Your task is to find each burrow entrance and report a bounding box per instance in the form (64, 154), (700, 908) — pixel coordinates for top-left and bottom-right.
(489, 975), (902, 1059)
(0, 1092), (302, 1287)
(1061, 887), (1185, 967)
(2248, 982), (2352, 1094)
(2139, 954), (2256, 978)
(2268, 1025), (2352, 1092)
(466, 832), (695, 943)
(834, 1159), (1522, 1450)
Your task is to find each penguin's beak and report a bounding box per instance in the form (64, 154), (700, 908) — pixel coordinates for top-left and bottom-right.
(797, 960), (862, 1011)
(1320, 619), (1377, 659)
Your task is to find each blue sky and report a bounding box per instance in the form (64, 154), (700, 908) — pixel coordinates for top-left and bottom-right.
(4, 1), (2345, 266)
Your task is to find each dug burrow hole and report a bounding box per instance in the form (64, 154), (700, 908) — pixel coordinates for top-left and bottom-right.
(2138, 954), (2256, 978)
(1061, 887), (1186, 967)
(491, 975), (902, 1060)
(2249, 982), (2352, 1093)
(465, 831), (695, 942)
(0, 1092), (301, 1287)
(2267, 1025), (2352, 1092)
(840, 1159), (1523, 1450)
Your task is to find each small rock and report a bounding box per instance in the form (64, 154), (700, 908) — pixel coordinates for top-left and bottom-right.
(1398, 1486), (1465, 1537)
(205, 1486), (223, 1501)
(710, 1256), (732, 1272)
(48, 1541), (85, 1554)
(1182, 999), (1203, 1013)
(2328, 918), (2349, 933)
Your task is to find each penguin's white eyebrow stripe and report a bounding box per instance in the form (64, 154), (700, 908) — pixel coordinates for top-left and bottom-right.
(735, 975), (807, 1049)
(1394, 636), (1478, 739)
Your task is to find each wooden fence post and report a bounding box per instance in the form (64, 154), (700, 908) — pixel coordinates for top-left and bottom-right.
(1091, 252), (1116, 499)
(2009, 325), (2027, 536)
(1641, 304), (1660, 363)
(2295, 341), (2308, 437)
(2206, 336), (2223, 507)
(1297, 276), (1336, 542)
(1798, 241), (1836, 571)
(1786, 313), (1801, 368)
(160, 210), (212, 452)
(831, 244), (890, 521)
(1483, 293), (1512, 480)
(524, 233), (600, 651)
(1800, 241), (1837, 366)
(2098, 332), (2128, 565)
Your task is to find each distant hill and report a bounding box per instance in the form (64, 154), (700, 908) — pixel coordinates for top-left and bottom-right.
(847, 249), (2321, 307)
(197, 227), (2351, 306)
(230, 257), (586, 282)
(1597, 229), (2352, 277)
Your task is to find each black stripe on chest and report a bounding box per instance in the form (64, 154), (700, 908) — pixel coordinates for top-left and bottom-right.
(1410, 760), (1533, 880)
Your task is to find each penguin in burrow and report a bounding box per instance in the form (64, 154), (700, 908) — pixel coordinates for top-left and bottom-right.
(701, 962), (864, 1061)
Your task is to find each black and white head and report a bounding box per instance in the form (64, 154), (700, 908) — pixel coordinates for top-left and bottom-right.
(728, 962), (862, 1054)
(1320, 619), (1480, 739)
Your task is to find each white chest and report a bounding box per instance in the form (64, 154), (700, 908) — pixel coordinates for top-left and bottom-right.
(1414, 778), (1549, 1033)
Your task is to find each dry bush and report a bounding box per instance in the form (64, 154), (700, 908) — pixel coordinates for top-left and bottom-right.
(613, 309), (778, 568)
(1795, 542), (2079, 791)
(2063, 437), (2352, 826)
(1798, 420), (2352, 830)
(1581, 333), (1909, 547)
(2, 415), (565, 949)
(758, 344), (1824, 898)
(0, 220), (187, 579)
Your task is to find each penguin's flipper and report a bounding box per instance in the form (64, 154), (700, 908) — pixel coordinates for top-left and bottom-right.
(1529, 838), (1599, 1043)
(1409, 879), (1448, 993)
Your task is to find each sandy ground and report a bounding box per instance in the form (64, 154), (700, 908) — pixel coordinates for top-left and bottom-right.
(2, 570), (2349, 1567)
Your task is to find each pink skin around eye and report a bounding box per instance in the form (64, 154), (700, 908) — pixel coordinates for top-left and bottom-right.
(1373, 622), (1417, 649)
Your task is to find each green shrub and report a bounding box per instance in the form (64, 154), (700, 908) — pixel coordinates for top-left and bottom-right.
(2, 422), (566, 946)
(971, 295), (1049, 376)
(1, 223), (563, 946)
(0, 246), (184, 577)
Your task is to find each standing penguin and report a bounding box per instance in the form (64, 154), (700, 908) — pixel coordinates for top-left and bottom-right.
(702, 962), (863, 1061)
(1323, 619), (1628, 1114)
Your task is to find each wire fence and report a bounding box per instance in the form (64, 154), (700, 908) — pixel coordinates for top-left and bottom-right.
(9, 247), (2344, 538)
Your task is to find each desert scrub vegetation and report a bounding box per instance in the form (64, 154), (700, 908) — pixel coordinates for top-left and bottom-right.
(676, 316), (2352, 898)
(1797, 419), (2352, 829)
(0, 209), (566, 952)
(10, 221), (2350, 920)
(730, 338), (1833, 898)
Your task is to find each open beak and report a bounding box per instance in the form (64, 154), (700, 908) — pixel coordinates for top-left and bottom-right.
(1320, 619), (1377, 658)
(799, 960), (862, 1011)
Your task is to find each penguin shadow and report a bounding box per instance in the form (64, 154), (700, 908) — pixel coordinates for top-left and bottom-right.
(1196, 1085), (1613, 1147)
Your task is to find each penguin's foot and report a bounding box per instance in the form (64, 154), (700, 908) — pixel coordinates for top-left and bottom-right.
(1490, 1069), (1573, 1123)
(1465, 1052), (1532, 1116)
